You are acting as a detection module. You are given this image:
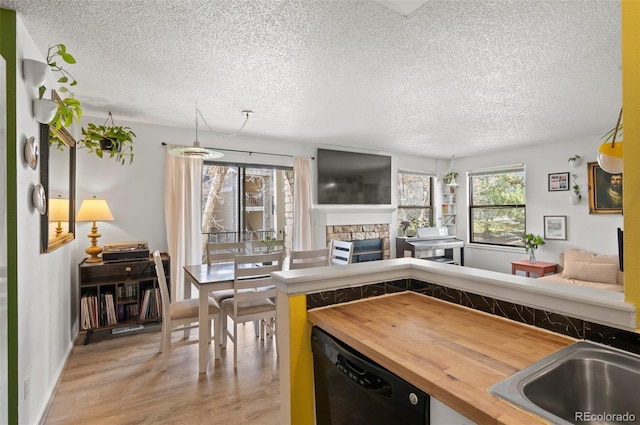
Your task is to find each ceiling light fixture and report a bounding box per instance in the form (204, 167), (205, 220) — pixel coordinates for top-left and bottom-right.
(597, 107), (623, 174)
(168, 106), (253, 160)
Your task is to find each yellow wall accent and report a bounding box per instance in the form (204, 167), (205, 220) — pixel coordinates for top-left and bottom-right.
(288, 294), (315, 424)
(622, 0), (640, 328)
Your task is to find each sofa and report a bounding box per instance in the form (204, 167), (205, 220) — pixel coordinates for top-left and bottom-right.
(538, 248), (624, 293)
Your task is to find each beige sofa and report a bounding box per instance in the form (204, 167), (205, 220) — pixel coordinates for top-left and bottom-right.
(538, 248), (624, 293)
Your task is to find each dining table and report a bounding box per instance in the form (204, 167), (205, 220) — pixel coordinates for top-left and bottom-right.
(183, 262), (235, 373)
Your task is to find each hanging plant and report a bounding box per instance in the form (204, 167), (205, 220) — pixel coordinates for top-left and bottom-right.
(79, 112), (136, 165)
(443, 171), (458, 184)
(39, 44), (82, 130)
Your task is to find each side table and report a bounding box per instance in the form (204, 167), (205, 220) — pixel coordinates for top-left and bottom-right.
(511, 260), (558, 277)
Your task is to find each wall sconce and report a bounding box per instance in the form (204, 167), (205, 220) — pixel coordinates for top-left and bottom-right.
(76, 196), (114, 263)
(48, 196), (69, 237)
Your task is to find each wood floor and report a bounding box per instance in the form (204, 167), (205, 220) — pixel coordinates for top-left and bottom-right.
(43, 323), (280, 425)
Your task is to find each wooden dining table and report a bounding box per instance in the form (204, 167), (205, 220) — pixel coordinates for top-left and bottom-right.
(183, 262), (235, 373)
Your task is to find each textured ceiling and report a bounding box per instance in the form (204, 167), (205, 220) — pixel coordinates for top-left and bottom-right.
(1, 0), (622, 158)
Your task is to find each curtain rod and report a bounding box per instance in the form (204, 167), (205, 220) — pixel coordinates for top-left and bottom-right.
(160, 142), (315, 160)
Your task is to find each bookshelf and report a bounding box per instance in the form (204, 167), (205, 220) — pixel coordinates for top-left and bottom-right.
(78, 253), (169, 344)
(442, 184), (456, 235)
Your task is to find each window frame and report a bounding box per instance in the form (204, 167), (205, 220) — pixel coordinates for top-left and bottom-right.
(397, 170), (435, 230)
(468, 164), (526, 248)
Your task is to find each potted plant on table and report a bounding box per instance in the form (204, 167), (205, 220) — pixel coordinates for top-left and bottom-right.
(522, 233), (545, 263)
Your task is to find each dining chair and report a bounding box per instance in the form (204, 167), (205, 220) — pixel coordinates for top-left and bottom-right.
(289, 247), (330, 270)
(329, 240), (355, 265)
(206, 242), (246, 264)
(252, 238), (285, 254)
(221, 251), (284, 369)
(205, 242), (252, 342)
(152, 250), (220, 371)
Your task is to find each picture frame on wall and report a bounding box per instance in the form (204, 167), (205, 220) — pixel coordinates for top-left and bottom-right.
(588, 161), (623, 214)
(548, 172), (570, 191)
(544, 215), (567, 240)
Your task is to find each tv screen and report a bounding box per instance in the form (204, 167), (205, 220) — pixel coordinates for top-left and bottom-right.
(317, 149), (391, 205)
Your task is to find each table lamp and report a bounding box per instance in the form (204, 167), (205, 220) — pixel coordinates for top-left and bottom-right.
(49, 196), (69, 237)
(76, 196), (114, 262)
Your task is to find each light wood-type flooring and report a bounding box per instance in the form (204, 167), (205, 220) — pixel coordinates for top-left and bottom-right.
(43, 323), (280, 425)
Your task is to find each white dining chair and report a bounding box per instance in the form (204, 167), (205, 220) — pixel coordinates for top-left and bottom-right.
(289, 247), (330, 270)
(329, 240), (354, 265)
(221, 251), (283, 369)
(153, 250), (220, 371)
(205, 242), (253, 344)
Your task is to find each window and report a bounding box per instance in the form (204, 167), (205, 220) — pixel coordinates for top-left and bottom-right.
(469, 165), (525, 247)
(201, 164), (293, 259)
(397, 170), (433, 231)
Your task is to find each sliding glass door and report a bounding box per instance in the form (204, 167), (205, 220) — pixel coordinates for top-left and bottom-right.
(201, 164), (293, 260)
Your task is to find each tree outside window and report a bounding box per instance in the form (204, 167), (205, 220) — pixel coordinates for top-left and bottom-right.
(469, 166), (526, 247)
(397, 171), (433, 234)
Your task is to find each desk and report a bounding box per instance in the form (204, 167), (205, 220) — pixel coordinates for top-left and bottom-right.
(184, 263), (235, 373)
(511, 260), (558, 277)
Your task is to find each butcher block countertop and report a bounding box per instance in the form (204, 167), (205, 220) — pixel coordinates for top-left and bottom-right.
(307, 292), (576, 425)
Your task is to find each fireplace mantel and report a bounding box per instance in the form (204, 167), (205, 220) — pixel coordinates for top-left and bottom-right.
(313, 205), (396, 226)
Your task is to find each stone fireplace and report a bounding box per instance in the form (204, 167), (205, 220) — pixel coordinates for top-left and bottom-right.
(326, 224), (390, 260)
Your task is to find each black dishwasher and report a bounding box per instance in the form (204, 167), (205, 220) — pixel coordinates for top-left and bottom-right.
(311, 326), (430, 425)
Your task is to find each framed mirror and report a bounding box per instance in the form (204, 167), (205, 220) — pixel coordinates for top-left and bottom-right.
(39, 121), (76, 253)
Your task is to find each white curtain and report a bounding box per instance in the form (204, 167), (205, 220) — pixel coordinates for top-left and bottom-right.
(164, 150), (203, 301)
(293, 156), (313, 250)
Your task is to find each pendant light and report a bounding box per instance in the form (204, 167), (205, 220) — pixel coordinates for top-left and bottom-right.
(597, 108), (623, 174)
(168, 106), (253, 160)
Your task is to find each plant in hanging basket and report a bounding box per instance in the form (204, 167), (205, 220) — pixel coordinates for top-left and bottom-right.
(80, 120), (136, 165)
(443, 171), (458, 184)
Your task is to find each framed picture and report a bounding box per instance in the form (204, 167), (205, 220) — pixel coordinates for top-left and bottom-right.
(544, 215), (567, 240)
(548, 172), (569, 191)
(587, 162), (622, 214)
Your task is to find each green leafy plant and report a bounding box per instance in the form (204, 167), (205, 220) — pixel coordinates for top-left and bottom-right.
(260, 235), (277, 253)
(571, 173), (581, 200)
(568, 155), (581, 163)
(39, 44), (82, 130)
(601, 123), (623, 143)
(443, 171), (458, 184)
(522, 233), (545, 252)
(79, 113), (136, 165)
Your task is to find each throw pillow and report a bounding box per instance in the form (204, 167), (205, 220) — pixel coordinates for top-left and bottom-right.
(562, 260), (618, 285)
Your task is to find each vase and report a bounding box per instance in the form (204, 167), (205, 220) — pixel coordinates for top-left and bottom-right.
(529, 250), (536, 263)
(33, 98), (57, 124)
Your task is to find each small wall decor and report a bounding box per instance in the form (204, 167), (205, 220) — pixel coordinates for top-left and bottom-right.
(544, 215), (567, 240)
(588, 161), (622, 214)
(24, 136), (38, 170)
(32, 183), (47, 215)
(548, 172), (569, 191)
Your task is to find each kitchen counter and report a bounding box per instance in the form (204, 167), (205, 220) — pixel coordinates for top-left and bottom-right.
(307, 291), (575, 425)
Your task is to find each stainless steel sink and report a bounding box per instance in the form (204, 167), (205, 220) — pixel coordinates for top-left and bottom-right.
(489, 341), (640, 425)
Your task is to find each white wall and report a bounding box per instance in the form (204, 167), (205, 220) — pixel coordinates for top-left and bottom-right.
(15, 17), (75, 425)
(451, 137), (623, 274)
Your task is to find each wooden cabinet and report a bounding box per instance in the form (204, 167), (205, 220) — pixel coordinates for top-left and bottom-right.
(78, 253), (169, 343)
(442, 184), (456, 235)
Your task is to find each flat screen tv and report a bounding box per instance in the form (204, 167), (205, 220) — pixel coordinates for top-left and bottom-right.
(317, 148), (391, 205)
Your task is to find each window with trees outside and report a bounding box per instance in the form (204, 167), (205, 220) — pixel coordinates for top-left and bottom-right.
(200, 164), (293, 262)
(397, 170), (433, 234)
(469, 165), (526, 247)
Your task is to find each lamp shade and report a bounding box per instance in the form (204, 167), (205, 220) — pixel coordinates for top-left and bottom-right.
(76, 196), (114, 222)
(49, 197), (69, 222)
(597, 141), (623, 174)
